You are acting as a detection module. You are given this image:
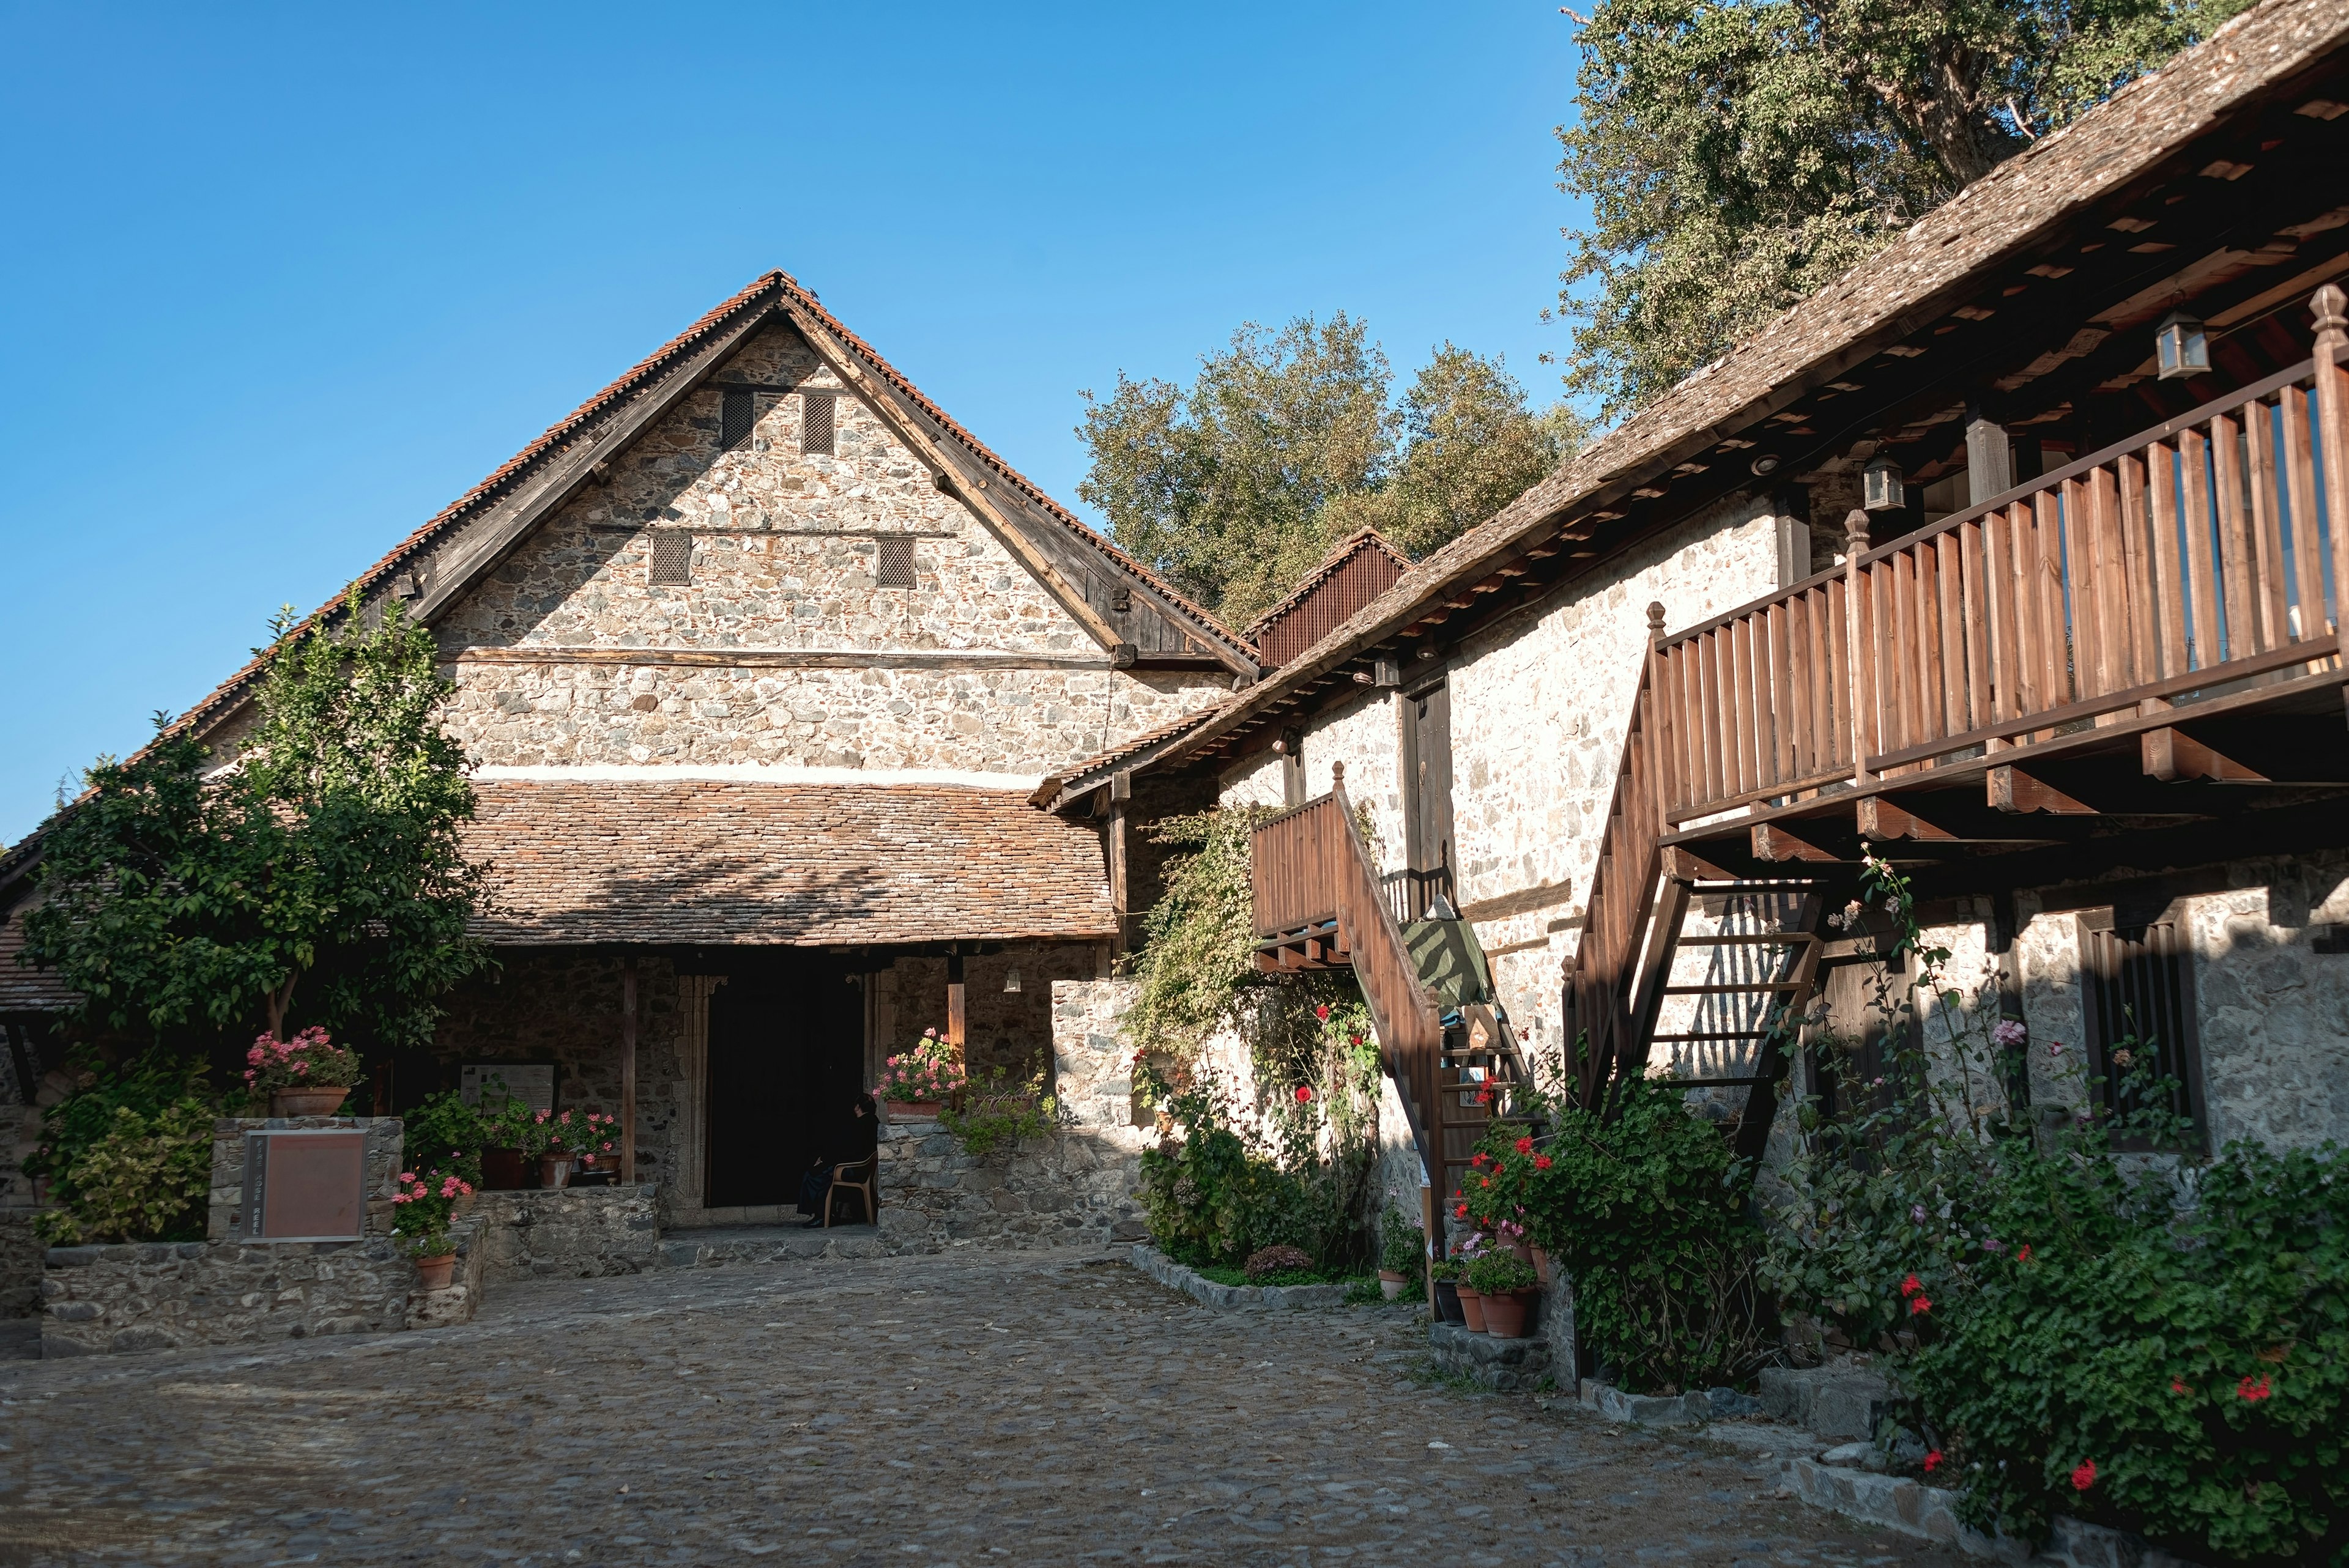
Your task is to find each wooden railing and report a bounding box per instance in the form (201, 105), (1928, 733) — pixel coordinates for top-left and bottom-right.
(1250, 775), (1447, 1176)
(1561, 656), (1672, 1108)
(1653, 303), (2349, 823)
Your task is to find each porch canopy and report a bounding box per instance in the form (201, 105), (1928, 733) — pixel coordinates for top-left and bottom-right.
(465, 777), (1115, 947)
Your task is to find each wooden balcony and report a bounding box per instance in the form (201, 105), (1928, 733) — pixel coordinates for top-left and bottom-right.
(1655, 309), (2349, 872)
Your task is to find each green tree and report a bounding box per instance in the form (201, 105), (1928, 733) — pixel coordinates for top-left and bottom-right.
(1080, 320), (1577, 625)
(1554, 0), (2257, 420)
(23, 593), (490, 1054)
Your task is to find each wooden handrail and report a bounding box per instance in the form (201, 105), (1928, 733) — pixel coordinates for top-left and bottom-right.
(1248, 776), (1447, 1184)
(1646, 298), (2349, 825)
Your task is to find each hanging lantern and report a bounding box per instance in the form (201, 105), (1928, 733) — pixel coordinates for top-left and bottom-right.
(2155, 311), (2210, 380)
(1863, 456), (1906, 512)
(1002, 968), (1022, 994)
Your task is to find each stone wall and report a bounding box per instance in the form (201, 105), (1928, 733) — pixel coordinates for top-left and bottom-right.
(40, 1237), (420, 1357)
(470, 1186), (659, 1282)
(431, 318), (1228, 775)
(1, 1210), (40, 1318)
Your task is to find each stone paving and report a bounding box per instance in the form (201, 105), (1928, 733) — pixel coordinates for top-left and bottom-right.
(0, 1248), (1967, 1567)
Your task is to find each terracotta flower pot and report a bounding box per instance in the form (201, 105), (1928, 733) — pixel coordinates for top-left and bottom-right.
(1482, 1288), (1537, 1339)
(414, 1252), (457, 1292)
(539, 1153), (573, 1189)
(1433, 1281), (1465, 1325)
(1531, 1245), (1554, 1288)
(481, 1148), (527, 1191)
(270, 1086), (350, 1118)
(886, 1100), (943, 1120)
(1377, 1268), (1407, 1300)
(1458, 1285), (1487, 1333)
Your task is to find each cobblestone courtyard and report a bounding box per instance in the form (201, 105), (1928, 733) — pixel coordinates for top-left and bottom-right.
(0, 1249), (1964, 1567)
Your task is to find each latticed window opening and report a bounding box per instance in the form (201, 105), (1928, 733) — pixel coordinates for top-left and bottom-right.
(2079, 914), (2204, 1148)
(876, 536), (915, 588)
(649, 531), (694, 586)
(801, 390), (836, 456)
(720, 389), (754, 451)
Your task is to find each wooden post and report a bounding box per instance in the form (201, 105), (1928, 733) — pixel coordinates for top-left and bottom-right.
(1107, 770), (1132, 956)
(1420, 1178), (1438, 1315)
(620, 956), (638, 1185)
(1965, 410), (2014, 505)
(2311, 287), (2349, 686)
(946, 950), (967, 1051)
(1843, 510), (1874, 787)
(1645, 601), (1671, 829)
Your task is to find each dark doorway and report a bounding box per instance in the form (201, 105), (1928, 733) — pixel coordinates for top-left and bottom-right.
(705, 952), (866, 1210)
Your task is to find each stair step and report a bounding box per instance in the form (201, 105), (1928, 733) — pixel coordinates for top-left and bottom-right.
(1661, 981), (1807, 995)
(1666, 1075), (1774, 1088)
(1651, 1029), (1775, 1042)
(1678, 932), (1821, 947)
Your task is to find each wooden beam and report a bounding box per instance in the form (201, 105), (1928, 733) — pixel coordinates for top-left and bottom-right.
(946, 952), (967, 1049)
(2142, 727), (2269, 782)
(1988, 765), (2096, 814)
(1661, 846), (1737, 881)
(1856, 797), (1958, 841)
(620, 956), (638, 1185)
(1752, 824), (1837, 862)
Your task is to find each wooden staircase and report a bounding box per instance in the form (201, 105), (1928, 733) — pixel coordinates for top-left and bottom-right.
(1249, 765), (1535, 1222)
(1561, 622), (1838, 1158)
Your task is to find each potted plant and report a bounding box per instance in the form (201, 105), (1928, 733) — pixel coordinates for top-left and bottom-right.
(538, 1107), (618, 1188)
(878, 1029), (964, 1118)
(473, 1092), (537, 1190)
(1453, 1233), (1490, 1331)
(1467, 1251), (1540, 1338)
(1430, 1257), (1466, 1325)
(392, 1167), (472, 1292)
(243, 1027), (360, 1118)
(402, 1090), (486, 1192)
(1377, 1205), (1423, 1300)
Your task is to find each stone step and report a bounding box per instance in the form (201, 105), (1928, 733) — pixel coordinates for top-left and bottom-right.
(658, 1223), (885, 1270)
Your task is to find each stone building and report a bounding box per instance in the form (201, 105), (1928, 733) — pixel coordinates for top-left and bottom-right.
(1063, 0), (2349, 1212)
(0, 273), (1257, 1230)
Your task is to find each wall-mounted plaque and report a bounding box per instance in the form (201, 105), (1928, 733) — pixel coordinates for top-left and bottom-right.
(461, 1062), (557, 1114)
(242, 1129), (368, 1242)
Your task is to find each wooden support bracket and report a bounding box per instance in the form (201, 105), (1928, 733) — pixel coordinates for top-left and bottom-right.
(1661, 846), (1737, 881)
(1856, 797), (1956, 841)
(1752, 824), (1837, 862)
(2142, 727), (2269, 783)
(1988, 765), (2095, 815)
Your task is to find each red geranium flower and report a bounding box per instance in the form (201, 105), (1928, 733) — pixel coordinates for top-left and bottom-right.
(2071, 1460), (2096, 1492)
(1294, 1084), (1312, 1103)
(1471, 1153), (1488, 1169)
(1315, 1004), (1330, 1022)
(1900, 1272), (1923, 1298)
(1923, 1451), (1942, 1475)
(1534, 1155), (1552, 1170)
(2016, 1245), (2033, 1264)
(1908, 1295), (1932, 1317)
(2238, 1376), (2271, 1403)
(2171, 1378), (2190, 1395)
(1514, 1136), (1534, 1155)
(1453, 1203), (1467, 1218)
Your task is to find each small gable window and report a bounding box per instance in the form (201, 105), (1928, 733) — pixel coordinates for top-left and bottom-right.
(876, 536), (916, 589)
(649, 531), (694, 586)
(720, 389), (754, 451)
(801, 390), (837, 456)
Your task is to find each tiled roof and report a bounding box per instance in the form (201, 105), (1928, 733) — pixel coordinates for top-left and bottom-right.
(1125, 0), (2349, 771)
(466, 780), (1113, 946)
(1241, 530), (1409, 642)
(0, 908), (76, 1014)
(1028, 703), (1233, 808)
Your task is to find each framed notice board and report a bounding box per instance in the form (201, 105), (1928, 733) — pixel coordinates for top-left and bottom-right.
(460, 1062), (558, 1115)
(240, 1129), (368, 1242)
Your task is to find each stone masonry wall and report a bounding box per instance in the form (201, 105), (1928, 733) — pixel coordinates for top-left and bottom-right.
(471, 1186), (659, 1282)
(42, 1238), (419, 1357)
(432, 319), (1228, 775)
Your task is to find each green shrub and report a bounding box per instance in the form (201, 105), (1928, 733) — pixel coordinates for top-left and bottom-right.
(1902, 1140), (2347, 1563)
(27, 1048), (217, 1245)
(1379, 1204), (1425, 1275)
(401, 1089), (486, 1186)
(940, 1067), (1056, 1156)
(1135, 1062), (1372, 1273)
(1466, 1249), (1537, 1295)
(1473, 1076), (1770, 1392)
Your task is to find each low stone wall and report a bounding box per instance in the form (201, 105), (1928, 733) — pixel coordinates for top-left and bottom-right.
(41, 1237), (418, 1357)
(1127, 1243), (1351, 1309)
(471, 1185), (660, 1282)
(1759, 1358), (1893, 1443)
(409, 1216), (491, 1331)
(1431, 1321), (1553, 1392)
(1, 1209), (42, 1318)
(1781, 1459), (2212, 1567)
(877, 1120), (1149, 1252)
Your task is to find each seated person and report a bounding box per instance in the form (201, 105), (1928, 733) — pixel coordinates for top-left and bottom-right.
(797, 1092), (878, 1226)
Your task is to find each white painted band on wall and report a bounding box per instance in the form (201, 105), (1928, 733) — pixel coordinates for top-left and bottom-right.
(469, 763), (1047, 791)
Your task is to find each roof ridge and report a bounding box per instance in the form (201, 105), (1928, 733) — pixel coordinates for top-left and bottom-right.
(1242, 528), (1409, 638)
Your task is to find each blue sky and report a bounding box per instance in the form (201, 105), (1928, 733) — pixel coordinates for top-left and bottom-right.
(0, 2), (1586, 843)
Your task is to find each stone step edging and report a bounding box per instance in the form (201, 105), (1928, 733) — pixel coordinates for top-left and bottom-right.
(1127, 1243), (1350, 1310)
(1782, 1459), (2213, 1567)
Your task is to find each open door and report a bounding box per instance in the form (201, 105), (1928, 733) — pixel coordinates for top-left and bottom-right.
(704, 952), (866, 1211)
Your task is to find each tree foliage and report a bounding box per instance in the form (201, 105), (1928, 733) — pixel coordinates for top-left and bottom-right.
(23, 593), (491, 1054)
(1554, 0), (2258, 419)
(1079, 320), (1582, 624)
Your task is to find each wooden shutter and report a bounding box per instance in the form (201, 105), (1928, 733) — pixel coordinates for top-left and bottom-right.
(721, 389), (754, 451)
(2079, 914), (2205, 1148)
(801, 391), (836, 456)
(649, 531), (693, 586)
(877, 536), (915, 588)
